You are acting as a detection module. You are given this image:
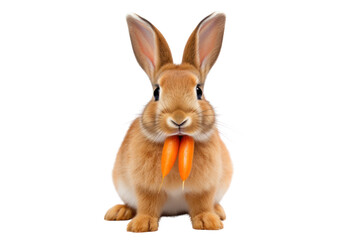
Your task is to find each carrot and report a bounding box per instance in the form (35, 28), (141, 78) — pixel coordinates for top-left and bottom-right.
(178, 135), (195, 190)
(159, 135), (180, 192)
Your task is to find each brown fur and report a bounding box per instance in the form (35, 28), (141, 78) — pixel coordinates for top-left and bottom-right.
(105, 13), (232, 232)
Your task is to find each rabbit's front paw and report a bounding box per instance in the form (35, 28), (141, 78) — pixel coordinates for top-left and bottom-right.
(127, 215), (158, 232)
(191, 212), (223, 230)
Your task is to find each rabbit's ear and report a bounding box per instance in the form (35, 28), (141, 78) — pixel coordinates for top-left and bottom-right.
(182, 13), (225, 81)
(127, 14), (173, 82)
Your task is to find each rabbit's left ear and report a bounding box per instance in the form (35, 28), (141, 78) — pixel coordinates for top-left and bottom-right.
(182, 13), (226, 81)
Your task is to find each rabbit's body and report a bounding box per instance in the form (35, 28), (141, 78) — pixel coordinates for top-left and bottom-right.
(113, 117), (232, 216)
(105, 13), (232, 232)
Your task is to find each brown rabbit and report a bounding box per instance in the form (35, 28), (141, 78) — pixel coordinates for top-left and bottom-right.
(104, 12), (233, 232)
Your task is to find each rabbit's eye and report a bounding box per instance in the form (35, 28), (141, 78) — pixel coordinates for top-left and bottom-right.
(196, 85), (203, 100)
(153, 86), (160, 101)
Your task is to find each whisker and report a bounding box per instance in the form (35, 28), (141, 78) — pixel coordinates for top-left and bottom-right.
(191, 105), (203, 113)
(197, 108), (214, 114)
(141, 122), (157, 127)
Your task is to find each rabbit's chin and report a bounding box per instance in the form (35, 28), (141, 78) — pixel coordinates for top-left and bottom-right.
(139, 123), (215, 143)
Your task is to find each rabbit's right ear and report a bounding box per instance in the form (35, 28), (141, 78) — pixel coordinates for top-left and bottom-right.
(126, 14), (173, 83)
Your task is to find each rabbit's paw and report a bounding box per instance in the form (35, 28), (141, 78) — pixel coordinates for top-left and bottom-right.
(191, 211), (223, 230)
(214, 203), (226, 220)
(127, 215), (158, 232)
(104, 204), (135, 221)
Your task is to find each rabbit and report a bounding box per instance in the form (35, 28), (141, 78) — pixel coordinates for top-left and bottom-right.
(104, 12), (233, 232)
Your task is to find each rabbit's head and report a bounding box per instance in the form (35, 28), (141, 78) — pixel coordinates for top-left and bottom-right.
(126, 13), (225, 142)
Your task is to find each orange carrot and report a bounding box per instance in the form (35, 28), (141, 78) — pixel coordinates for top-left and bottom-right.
(178, 135), (195, 190)
(161, 136), (180, 179)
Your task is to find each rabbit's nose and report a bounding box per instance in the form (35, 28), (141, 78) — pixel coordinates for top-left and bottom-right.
(167, 111), (191, 128)
(170, 119), (188, 127)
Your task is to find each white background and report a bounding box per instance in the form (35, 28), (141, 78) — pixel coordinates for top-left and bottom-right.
(0, 0), (359, 239)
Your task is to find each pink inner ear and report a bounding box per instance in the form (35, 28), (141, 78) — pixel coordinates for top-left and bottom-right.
(133, 21), (156, 68)
(198, 19), (219, 65)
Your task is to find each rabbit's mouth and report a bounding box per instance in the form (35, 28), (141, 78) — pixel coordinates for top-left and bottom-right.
(172, 131), (188, 137)
(166, 128), (216, 142)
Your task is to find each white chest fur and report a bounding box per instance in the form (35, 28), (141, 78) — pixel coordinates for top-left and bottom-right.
(116, 179), (188, 215)
(162, 188), (188, 215)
